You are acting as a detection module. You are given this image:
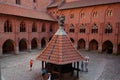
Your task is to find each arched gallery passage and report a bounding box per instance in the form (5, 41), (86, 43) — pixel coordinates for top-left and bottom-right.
(102, 40), (113, 54)
(89, 39), (98, 50)
(49, 37), (52, 42)
(78, 39), (85, 49)
(31, 38), (38, 49)
(70, 38), (74, 43)
(117, 44), (120, 54)
(41, 38), (46, 48)
(19, 39), (27, 51)
(2, 39), (14, 54)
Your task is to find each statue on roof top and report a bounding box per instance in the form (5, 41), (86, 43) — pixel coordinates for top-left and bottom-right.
(57, 15), (65, 26)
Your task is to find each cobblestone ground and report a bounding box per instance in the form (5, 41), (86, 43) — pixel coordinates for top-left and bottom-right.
(1, 50), (120, 80)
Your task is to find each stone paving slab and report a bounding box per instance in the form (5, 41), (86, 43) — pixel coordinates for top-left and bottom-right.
(1, 50), (120, 80)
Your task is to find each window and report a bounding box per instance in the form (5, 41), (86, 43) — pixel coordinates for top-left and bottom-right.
(16, 0), (20, 5)
(4, 20), (12, 32)
(93, 11), (98, 18)
(20, 21), (26, 32)
(105, 23), (112, 33)
(69, 24), (74, 33)
(41, 23), (46, 32)
(107, 10), (112, 16)
(70, 14), (74, 19)
(81, 13), (85, 19)
(80, 24), (85, 33)
(32, 22), (37, 32)
(91, 24), (98, 33)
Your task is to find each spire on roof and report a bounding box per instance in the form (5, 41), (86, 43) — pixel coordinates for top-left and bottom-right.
(55, 15), (66, 35)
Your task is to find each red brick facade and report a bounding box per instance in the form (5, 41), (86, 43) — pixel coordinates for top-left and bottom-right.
(0, 0), (120, 56)
(47, 0), (120, 54)
(0, 0), (58, 56)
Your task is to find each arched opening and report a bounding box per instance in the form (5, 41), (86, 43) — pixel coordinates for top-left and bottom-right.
(89, 40), (98, 50)
(78, 39), (85, 49)
(49, 37), (52, 42)
(70, 38), (74, 43)
(31, 38), (38, 49)
(102, 40), (113, 54)
(19, 39), (27, 51)
(4, 20), (12, 32)
(41, 38), (46, 48)
(117, 44), (120, 54)
(2, 39), (14, 54)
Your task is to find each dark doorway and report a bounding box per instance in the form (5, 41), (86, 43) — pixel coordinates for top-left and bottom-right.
(70, 38), (74, 43)
(117, 44), (120, 54)
(78, 39), (85, 49)
(19, 39), (27, 51)
(31, 38), (38, 49)
(102, 40), (113, 54)
(2, 39), (14, 54)
(41, 38), (46, 48)
(89, 40), (98, 50)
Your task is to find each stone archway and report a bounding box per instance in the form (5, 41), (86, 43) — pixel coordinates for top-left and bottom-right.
(19, 39), (27, 51)
(70, 38), (74, 43)
(89, 39), (98, 50)
(78, 39), (85, 49)
(2, 39), (14, 54)
(117, 44), (120, 54)
(41, 38), (46, 48)
(31, 38), (38, 49)
(49, 37), (52, 42)
(102, 40), (113, 54)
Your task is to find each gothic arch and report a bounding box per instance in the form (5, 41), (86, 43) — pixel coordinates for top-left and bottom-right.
(102, 40), (113, 54)
(2, 39), (14, 54)
(118, 44), (120, 54)
(20, 21), (26, 32)
(4, 20), (12, 32)
(31, 38), (38, 49)
(105, 7), (114, 17)
(49, 36), (52, 42)
(70, 38), (74, 43)
(41, 37), (46, 48)
(89, 39), (98, 50)
(19, 38), (27, 51)
(78, 39), (86, 49)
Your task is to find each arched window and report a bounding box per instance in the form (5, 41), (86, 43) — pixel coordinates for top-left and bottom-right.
(70, 14), (74, 19)
(93, 11), (98, 18)
(91, 24), (98, 33)
(20, 21), (26, 32)
(49, 24), (53, 32)
(107, 10), (112, 16)
(41, 23), (46, 32)
(32, 22), (37, 32)
(69, 24), (74, 33)
(105, 23), (112, 33)
(80, 13), (85, 19)
(80, 24), (85, 33)
(4, 20), (12, 32)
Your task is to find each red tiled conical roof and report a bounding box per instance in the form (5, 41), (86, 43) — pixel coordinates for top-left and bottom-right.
(36, 26), (84, 65)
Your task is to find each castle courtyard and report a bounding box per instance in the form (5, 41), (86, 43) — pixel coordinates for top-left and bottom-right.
(1, 50), (120, 80)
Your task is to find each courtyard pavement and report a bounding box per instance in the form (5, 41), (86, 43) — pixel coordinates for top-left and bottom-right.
(0, 50), (120, 80)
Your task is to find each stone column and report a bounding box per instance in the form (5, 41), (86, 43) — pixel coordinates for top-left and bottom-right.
(113, 45), (117, 55)
(98, 45), (102, 53)
(0, 48), (2, 56)
(15, 46), (19, 54)
(28, 44), (31, 52)
(85, 44), (89, 50)
(38, 43), (41, 50)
